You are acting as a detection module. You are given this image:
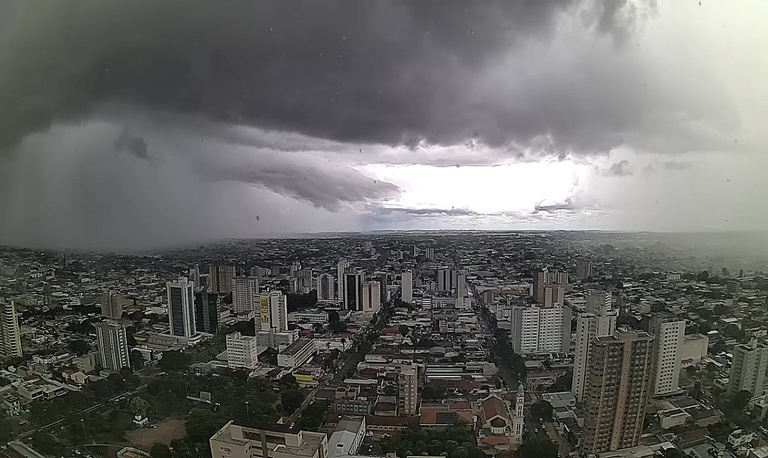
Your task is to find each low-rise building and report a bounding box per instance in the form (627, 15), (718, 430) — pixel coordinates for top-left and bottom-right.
(209, 421), (329, 458)
(278, 338), (317, 370)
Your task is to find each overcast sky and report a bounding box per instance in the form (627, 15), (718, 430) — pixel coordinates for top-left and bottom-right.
(1, 0), (766, 251)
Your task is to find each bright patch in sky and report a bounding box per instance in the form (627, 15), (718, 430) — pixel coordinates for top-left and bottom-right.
(361, 161), (585, 214)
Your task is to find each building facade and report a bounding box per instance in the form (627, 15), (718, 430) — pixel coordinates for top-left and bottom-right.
(510, 305), (571, 355)
(209, 264), (236, 294)
(318, 274), (335, 301)
(0, 300), (23, 358)
(259, 291), (288, 332)
(401, 271), (413, 303)
(100, 292), (124, 319)
(650, 316), (686, 396)
(728, 338), (768, 396)
(232, 277), (259, 313)
(343, 270), (364, 311)
(95, 321), (130, 371)
(337, 260), (349, 303)
(226, 332), (261, 370)
(581, 329), (654, 455)
(362, 281), (381, 314)
(167, 277), (197, 338)
(209, 421), (329, 458)
(195, 290), (221, 334)
(572, 294), (618, 402)
(398, 364), (418, 416)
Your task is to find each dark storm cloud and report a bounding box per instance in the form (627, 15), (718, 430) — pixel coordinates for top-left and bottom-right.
(0, 0), (670, 155)
(114, 128), (150, 160)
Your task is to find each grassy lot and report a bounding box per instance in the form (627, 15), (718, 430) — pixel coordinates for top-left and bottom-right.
(125, 417), (186, 451)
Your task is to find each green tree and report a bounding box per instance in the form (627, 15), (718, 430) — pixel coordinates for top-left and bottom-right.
(518, 440), (557, 458)
(530, 400), (554, 422)
(150, 443), (173, 458)
(129, 396), (151, 416)
(280, 389), (306, 414)
(399, 324), (410, 336)
(159, 350), (192, 372)
(733, 390), (752, 410)
(69, 339), (91, 356)
(664, 447), (688, 458)
(0, 418), (12, 443)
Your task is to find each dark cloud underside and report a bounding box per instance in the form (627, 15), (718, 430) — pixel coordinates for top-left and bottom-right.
(1, 0), (658, 153)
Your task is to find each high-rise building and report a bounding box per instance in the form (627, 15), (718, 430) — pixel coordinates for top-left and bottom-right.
(456, 271), (467, 299)
(189, 265), (202, 288)
(510, 305), (571, 355)
(259, 291), (288, 332)
(296, 269), (313, 294)
(362, 281), (381, 313)
(337, 260), (349, 302)
(399, 363), (418, 416)
(533, 270), (546, 304)
(208, 264), (235, 294)
(167, 277), (197, 338)
(100, 292), (124, 319)
(650, 316), (686, 396)
(0, 301), (23, 358)
(318, 274), (335, 301)
(425, 247), (435, 261)
(437, 268), (456, 292)
(95, 321), (130, 371)
(533, 269), (568, 305)
(586, 291), (612, 313)
(582, 329), (654, 455)
(194, 290), (220, 335)
(728, 338), (768, 396)
(376, 274), (389, 304)
(401, 271), (413, 303)
(232, 276), (259, 313)
(575, 259), (593, 280)
(226, 332), (261, 370)
(572, 294), (618, 401)
(343, 270), (364, 311)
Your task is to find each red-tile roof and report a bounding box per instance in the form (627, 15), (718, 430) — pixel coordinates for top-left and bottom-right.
(481, 395), (511, 422)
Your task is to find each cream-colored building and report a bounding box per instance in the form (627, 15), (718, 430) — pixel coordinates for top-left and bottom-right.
(210, 421), (328, 458)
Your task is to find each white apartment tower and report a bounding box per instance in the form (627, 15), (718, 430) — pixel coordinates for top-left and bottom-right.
(232, 276), (260, 313)
(167, 277), (197, 338)
(572, 293), (618, 402)
(728, 338), (768, 396)
(650, 316), (686, 396)
(318, 274), (335, 301)
(362, 281), (382, 313)
(95, 321), (130, 371)
(0, 300), (23, 358)
(401, 271), (413, 303)
(259, 291), (289, 332)
(510, 305), (571, 355)
(226, 332), (261, 370)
